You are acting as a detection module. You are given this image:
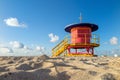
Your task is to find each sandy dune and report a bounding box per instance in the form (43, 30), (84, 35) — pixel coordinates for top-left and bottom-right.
(0, 55), (120, 80)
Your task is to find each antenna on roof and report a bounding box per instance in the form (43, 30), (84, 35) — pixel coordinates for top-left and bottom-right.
(79, 13), (82, 23)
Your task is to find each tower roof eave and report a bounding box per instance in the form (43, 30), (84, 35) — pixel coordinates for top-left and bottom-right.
(65, 23), (98, 32)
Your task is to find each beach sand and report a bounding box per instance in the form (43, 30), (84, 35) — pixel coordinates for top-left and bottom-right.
(0, 55), (120, 80)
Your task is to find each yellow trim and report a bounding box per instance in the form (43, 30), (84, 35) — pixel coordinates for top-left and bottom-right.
(65, 53), (94, 57)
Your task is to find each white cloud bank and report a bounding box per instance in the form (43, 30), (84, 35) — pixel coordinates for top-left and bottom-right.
(36, 46), (45, 51)
(10, 41), (24, 49)
(4, 17), (26, 28)
(48, 33), (59, 42)
(24, 46), (30, 50)
(1, 41), (47, 56)
(110, 37), (118, 45)
(0, 47), (13, 53)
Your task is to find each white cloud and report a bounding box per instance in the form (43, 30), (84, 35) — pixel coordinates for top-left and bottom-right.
(4, 17), (26, 28)
(0, 41), (49, 56)
(0, 47), (13, 53)
(10, 41), (24, 48)
(110, 37), (118, 45)
(36, 46), (45, 51)
(24, 46), (30, 50)
(48, 33), (59, 42)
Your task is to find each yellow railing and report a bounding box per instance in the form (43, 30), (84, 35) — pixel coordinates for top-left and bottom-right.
(91, 34), (99, 43)
(65, 34), (100, 44)
(52, 38), (69, 57)
(52, 34), (100, 57)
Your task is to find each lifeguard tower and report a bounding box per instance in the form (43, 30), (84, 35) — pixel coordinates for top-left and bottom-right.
(52, 15), (100, 57)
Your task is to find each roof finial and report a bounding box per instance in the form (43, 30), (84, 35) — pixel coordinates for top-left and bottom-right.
(79, 13), (82, 23)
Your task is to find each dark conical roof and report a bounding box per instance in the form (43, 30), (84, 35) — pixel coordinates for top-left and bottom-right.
(65, 23), (98, 32)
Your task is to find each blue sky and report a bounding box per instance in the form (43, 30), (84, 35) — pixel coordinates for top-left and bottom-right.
(0, 0), (120, 56)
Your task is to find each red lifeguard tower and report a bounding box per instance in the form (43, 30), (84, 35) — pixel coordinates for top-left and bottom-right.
(64, 23), (99, 56)
(52, 15), (99, 57)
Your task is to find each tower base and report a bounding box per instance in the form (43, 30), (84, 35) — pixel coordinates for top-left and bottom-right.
(64, 53), (95, 57)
